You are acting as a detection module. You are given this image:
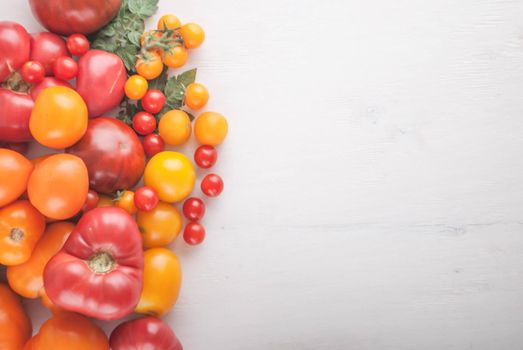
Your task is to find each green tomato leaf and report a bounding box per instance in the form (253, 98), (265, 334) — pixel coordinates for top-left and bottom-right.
(128, 0), (159, 18)
(149, 67), (169, 90)
(185, 111), (196, 122)
(176, 68), (197, 89)
(127, 31), (142, 47)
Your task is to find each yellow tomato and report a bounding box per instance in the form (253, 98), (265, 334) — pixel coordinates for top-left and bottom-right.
(144, 152), (195, 203)
(136, 52), (163, 80)
(158, 110), (192, 146)
(137, 202), (182, 248)
(157, 14), (181, 31)
(135, 248), (182, 317)
(179, 23), (205, 49)
(185, 83), (209, 110)
(115, 191), (137, 215)
(163, 46), (188, 68)
(125, 75), (148, 100)
(194, 112), (228, 146)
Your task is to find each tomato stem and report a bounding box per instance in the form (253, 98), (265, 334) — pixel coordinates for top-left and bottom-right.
(88, 251), (116, 274)
(9, 228), (24, 242)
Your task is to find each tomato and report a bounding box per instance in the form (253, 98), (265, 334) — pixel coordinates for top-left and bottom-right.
(52, 56), (78, 81)
(201, 173), (224, 197)
(0, 284), (32, 350)
(158, 110), (192, 146)
(82, 190), (99, 212)
(136, 248), (182, 317)
(27, 312), (109, 350)
(67, 34), (90, 56)
(30, 32), (69, 75)
(185, 83), (209, 110)
(28, 154), (89, 220)
(7, 222), (74, 300)
(194, 112), (228, 146)
(163, 46), (188, 68)
(183, 197), (206, 221)
(110, 317), (183, 350)
(0, 22), (30, 83)
(142, 89), (166, 114)
(194, 144), (218, 169)
(44, 207), (144, 320)
(143, 134), (165, 158)
(158, 14), (181, 31)
(183, 222), (206, 245)
(21, 61), (45, 84)
(134, 186), (160, 212)
(125, 75), (148, 100)
(144, 151), (195, 203)
(137, 202), (182, 248)
(0, 148), (33, 207)
(66, 117), (146, 194)
(136, 52), (163, 80)
(132, 111), (156, 135)
(0, 88), (34, 143)
(97, 194), (114, 208)
(30, 86), (88, 149)
(29, 77), (71, 100)
(180, 23), (205, 49)
(0, 200), (46, 265)
(115, 190), (137, 215)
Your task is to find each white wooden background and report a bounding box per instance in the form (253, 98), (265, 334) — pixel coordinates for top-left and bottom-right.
(2, 0), (523, 349)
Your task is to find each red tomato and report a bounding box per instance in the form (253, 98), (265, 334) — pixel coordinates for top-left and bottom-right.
(183, 197), (205, 221)
(0, 88), (34, 142)
(67, 34), (90, 56)
(44, 207), (144, 320)
(110, 317), (183, 350)
(0, 22), (31, 83)
(134, 187), (160, 212)
(21, 61), (45, 84)
(141, 90), (166, 114)
(132, 112), (157, 136)
(30, 32), (69, 75)
(201, 173), (224, 197)
(82, 190), (99, 213)
(143, 134), (165, 158)
(194, 145), (217, 169)
(184, 223), (206, 245)
(53, 56), (78, 81)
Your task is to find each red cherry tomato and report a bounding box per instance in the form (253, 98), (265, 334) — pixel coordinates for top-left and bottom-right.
(21, 61), (45, 84)
(141, 90), (166, 114)
(201, 173), (224, 197)
(67, 34), (90, 56)
(143, 134), (165, 158)
(134, 186), (160, 212)
(132, 112), (157, 136)
(183, 197), (206, 221)
(183, 222), (206, 245)
(194, 145), (218, 169)
(53, 56), (78, 81)
(82, 190), (99, 213)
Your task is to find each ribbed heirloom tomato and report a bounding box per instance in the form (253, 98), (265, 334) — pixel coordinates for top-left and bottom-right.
(110, 317), (183, 350)
(0, 148), (33, 207)
(0, 284), (32, 350)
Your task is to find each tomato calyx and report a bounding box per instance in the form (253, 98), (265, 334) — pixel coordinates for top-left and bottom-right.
(1, 70), (32, 94)
(88, 251), (116, 274)
(10, 227), (24, 241)
(140, 29), (184, 61)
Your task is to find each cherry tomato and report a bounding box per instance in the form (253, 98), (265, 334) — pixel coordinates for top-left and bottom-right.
(185, 83), (209, 110)
(194, 112), (228, 146)
(183, 197), (205, 221)
(143, 134), (165, 158)
(194, 145), (218, 169)
(125, 75), (148, 100)
(52, 56), (78, 81)
(157, 14), (181, 31)
(184, 222), (206, 245)
(201, 173), (224, 197)
(163, 46), (188, 68)
(180, 23), (205, 49)
(132, 112), (156, 135)
(67, 34), (90, 56)
(134, 186), (159, 212)
(82, 190), (99, 213)
(21, 61), (45, 84)
(158, 110), (192, 146)
(136, 52), (163, 80)
(142, 89), (166, 114)
(115, 190), (137, 215)
(137, 202), (182, 248)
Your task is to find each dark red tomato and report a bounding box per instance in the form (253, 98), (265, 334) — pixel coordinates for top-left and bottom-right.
(141, 90), (166, 114)
(194, 145), (218, 169)
(183, 197), (205, 221)
(82, 190), (99, 213)
(0, 142), (30, 155)
(201, 173), (224, 197)
(134, 187), (159, 212)
(184, 222), (206, 245)
(110, 317), (183, 350)
(66, 117), (146, 194)
(67, 34), (90, 56)
(0, 22), (31, 83)
(132, 112), (156, 136)
(143, 134), (165, 158)
(21, 61), (45, 84)
(29, 77), (72, 100)
(30, 32), (69, 75)
(53, 56), (78, 81)
(0, 88), (34, 142)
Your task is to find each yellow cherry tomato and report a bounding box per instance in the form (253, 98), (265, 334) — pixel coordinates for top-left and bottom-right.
(136, 52), (163, 80)
(125, 75), (148, 100)
(180, 23), (205, 49)
(185, 83), (209, 110)
(163, 46), (188, 68)
(194, 112), (228, 146)
(158, 110), (192, 146)
(157, 14), (181, 31)
(144, 151), (195, 203)
(135, 248), (182, 317)
(115, 190), (137, 215)
(137, 202), (182, 248)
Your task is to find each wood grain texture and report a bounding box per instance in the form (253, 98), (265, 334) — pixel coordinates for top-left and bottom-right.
(2, 0), (523, 349)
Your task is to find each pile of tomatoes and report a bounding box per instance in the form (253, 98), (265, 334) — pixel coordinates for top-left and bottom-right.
(0, 9), (227, 350)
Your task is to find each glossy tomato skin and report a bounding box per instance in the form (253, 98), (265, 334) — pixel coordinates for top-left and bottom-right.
(52, 56), (78, 81)
(183, 223), (206, 245)
(82, 190), (99, 212)
(143, 134), (165, 158)
(21, 61), (45, 84)
(30, 32), (68, 75)
(0, 148), (33, 207)
(44, 207), (144, 320)
(134, 186), (160, 212)
(0, 284), (32, 350)
(0, 22), (31, 82)
(137, 202), (182, 248)
(0, 88), (34, 142)
(201, 173), (224, 197)
(67, 34), (90, 56)
(194, 145), (218, 169)
(29, 0), (122, 35)
(110, 317), (183, 350)
(142, 89), (166, 114)
(183, 197), (206, 221)
(132, 111), (156, 135)
(67, 117), (146, 194)
(76, 50), (126, 117)
(29, 77), (72, 100)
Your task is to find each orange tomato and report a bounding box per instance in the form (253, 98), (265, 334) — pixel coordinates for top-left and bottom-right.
(185, 83), (209, 110)
(28, 154), (89, 220)
(136, 52), (163, 80)
(0, 200), (46, 266)
(163, 45), (188, 68)
(158, 110), (192, 146)
(27, 312), (109, 350)
(115, 190), (137, 215)
(0, 148), (33, 207)
(0, 284), (32, 350)
(194, 112), (229, 146)
(7, 222), (74, 299)
(179, 23), (205, 49)
(40, 289), (60, 313)
(97, 194), (115, 208)
(137, 202), (182, 248)
(29, 86), (88, 149)
(157, 14), (181, 31)
(125, 75), (148, 100)
(135, 248), (182, 317)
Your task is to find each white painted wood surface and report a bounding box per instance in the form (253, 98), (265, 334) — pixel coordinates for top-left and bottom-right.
(2, 0), (523, 349)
